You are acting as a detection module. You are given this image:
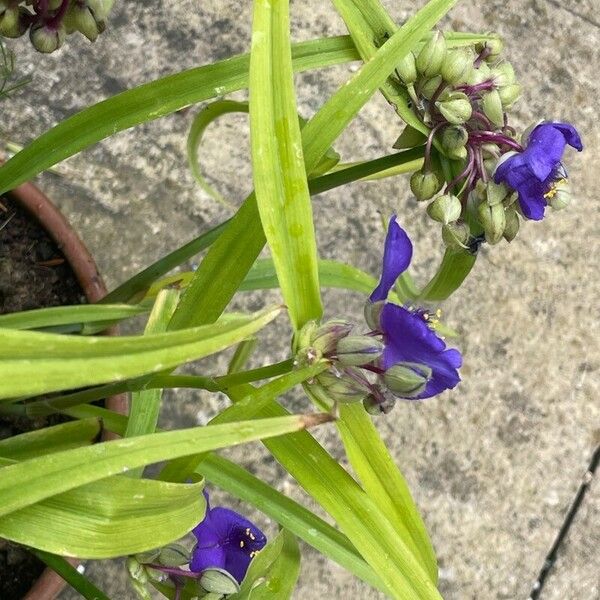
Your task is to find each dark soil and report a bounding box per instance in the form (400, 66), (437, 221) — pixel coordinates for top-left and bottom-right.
(0, 193), (85, 599)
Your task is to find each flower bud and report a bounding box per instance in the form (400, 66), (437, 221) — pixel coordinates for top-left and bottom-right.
(427, 194), (462, 224)
(363, 388), (396, 415)
(158, 543), (190, 567)
(498, 83), (521, 108)
(503, 208), (520, 242)
(315, 369), (368, 403)
(440, 49), (473, 84)
(396, 51), (417, 84)
(199, 568), (240, 595)
(485, 180), (509, 206)
(311, 318), (353, 356)
(476, 37), (503, 62)
(364, 300), (384, 330)
(384, 363), (432, 398)
(442, 221), (470, 250)
(87, 0), (115, 20)
(416, 30), (447, 77)
(478, 201), (505, 245)
(0, 6), (27, 38)
(419, 75), (443, 100)
(410, 169), (442, 201)
(447, 146), (468, 160)
(134, 548), (161, 565)
(491, 60), (515, 88)
(441, 125), (468, 152)
(467, 62), (491, 85)
(30, 22), (66, 53)
(547, 179), (571, 210)
(481, 89), (504, 128)
(65, 2), (105, 41)
(335, 335), (383, 366)
(436, 91), (472, 125)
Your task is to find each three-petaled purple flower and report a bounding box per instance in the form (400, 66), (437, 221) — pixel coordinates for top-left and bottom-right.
(190, 492), (266, 583)
(369, 217), (462, 399)
(494, 121), (582, 220)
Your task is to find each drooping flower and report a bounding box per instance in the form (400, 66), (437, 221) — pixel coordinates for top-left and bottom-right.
(369, 216), (462, 400)
(494, 121), (582, 220)
(190, 493), (266, 583)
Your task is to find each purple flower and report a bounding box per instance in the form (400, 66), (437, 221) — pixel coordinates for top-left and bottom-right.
(370, 216), (462, 400)
(190, 493), (266, 583)
(494, 121), (582, 220)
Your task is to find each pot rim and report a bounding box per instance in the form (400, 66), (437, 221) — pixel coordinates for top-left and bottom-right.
(5, 181), (128, 600)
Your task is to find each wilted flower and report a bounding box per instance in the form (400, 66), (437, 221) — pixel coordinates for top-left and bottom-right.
(493, 121), (582, 220)
(190, 492), (266, 583)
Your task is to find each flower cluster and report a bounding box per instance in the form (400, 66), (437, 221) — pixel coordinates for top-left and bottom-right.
(130, 492), (267, 598)
(298, 216), (462, 414)
(396, 32), (582, 248)
(0, 0), (112, 53)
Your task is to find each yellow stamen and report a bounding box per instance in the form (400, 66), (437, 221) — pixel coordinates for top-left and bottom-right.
(544, 177), (568, 200)
(240, 540), (245, 548)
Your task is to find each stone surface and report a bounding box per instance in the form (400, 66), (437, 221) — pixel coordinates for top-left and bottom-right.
(1, 0), (597, 598)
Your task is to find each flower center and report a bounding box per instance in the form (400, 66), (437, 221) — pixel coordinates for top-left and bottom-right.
(544, 177), (568, 200)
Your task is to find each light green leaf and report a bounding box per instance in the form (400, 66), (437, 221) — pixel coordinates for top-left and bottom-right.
(337, 402), (437, 582)
(249, 0), (322, 329)
(0, 36), (360, 194)
(0, 412), (330, 517)
(0, 306), (282, 399)
(0, 476), (205, 559)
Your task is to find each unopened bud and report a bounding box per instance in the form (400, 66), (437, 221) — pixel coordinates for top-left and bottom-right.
(498, 83), (521, 108)
(65, 3), (105, 41)
(491, 60), (516, 88)
(442, 221), (470, 250)
(311, 318), (353, 356)
(416, 30), (447, 77)
(467, 61), (491, 86)
(87, 0), (115, 20)
(410, 169), (442, 201)
(441, 125), (468, 152)
(476, 37), (503, 62)
(0, 6), (27, 38)
(478, 201), (505, 245)
(158, 543), (190, 567)
(199, 568), (240, 595)
(134, 548), (161, 564)
(396, 51), (417, 84)
(30, 22), (66, 53)
(481, 89), (504, 128)
(384, 363), (431, 398)
(364, 300), (384, 330)
(316, 369), (368, 404)
(547, 179), (571, 210)
(503, 208), (520, 242)
(336, 335), (383, 366)
(427, 194), (462, 224)
(419, 75), (443, 100)
(485, 180), (509, 206)
(436, 91), (472, 125)
(441, 49), (473, 84)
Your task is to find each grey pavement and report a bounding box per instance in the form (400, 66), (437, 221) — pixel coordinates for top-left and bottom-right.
(1, 0), (598, 598)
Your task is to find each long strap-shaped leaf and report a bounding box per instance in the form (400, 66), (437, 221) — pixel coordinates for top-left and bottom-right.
(249, 0), (322, 329)
(169, 0), (459, 331)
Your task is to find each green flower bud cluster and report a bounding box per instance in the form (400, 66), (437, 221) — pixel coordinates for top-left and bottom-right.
(472, 179), (521, 244)
(0, 0), (113, 53)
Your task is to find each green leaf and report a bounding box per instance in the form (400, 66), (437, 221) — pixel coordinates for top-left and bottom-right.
(249, 0), (322, 329)
(420, 248), (476, 301)
(32, 550), (110, 600)
(232, 529), (301, 600)
(0, 36), (360, 194)
(187, 100), (249, 209)
(337, 403), (437, 582)
(124, 289), (180, 478)
(0, 418), (101, 460)
(197, 454), (387, 593)
(0, 303), (146, 332)
(0, 412), (330, 517)
(0, 306), (282, 399)
(0, 476), (205, 559)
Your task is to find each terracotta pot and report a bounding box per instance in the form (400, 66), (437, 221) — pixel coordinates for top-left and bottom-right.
(5, 181), (128, 600)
